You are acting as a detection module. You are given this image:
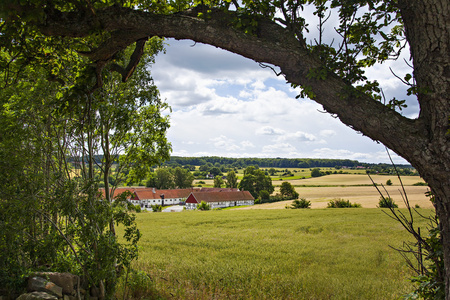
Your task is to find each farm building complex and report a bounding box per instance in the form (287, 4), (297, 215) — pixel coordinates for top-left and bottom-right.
(101, 187), (253, 210)
(185, 191), (255, 210)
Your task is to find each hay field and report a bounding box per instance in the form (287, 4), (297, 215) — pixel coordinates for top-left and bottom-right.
(272, 174), (425, 186)
(247, 174), (430, 209)
(241, 185), (431, 209)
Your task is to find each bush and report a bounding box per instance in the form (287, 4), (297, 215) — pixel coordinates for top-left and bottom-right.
(197, 201), (210, 211)
(288, 198), (311, 209)
(151, 204), (162, 212)
(310, 168), (322, 177)
(327, 198), (361, 208)
(377, 197), (398, 208)
(386, 179), (393, 186)
(413, 182), (428, 186)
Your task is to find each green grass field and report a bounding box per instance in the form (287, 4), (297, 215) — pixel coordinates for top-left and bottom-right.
(118, 208), (433, 299)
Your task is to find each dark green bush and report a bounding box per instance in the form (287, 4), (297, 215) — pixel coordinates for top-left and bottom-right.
(197, 201), (210, 211)
(151, 204), (162, 212)
(327, 198), (361, 208)
(310, 168), (322, 177)
(377, 197), (398, 208)
(288, 198), (311, 209)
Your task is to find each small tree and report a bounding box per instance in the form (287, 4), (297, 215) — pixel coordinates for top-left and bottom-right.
(310, 168), (322, 178)
(386, 179), (393, 186)
(226, 170), (238, 188)
(279, 182), (299, 199)
(214, 175), (224, 188)
(173, 167), (194, 188)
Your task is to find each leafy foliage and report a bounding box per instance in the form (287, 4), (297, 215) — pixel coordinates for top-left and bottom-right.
(378, 197), (398, 208)
(151, 205), (163, 212)
(197, 201), (211, 211)
(226, 170), (238, 188)
(288, 198), (311, 209)
(327, 198), (361, 208)
(238, 166), (274, 198)
(310, 168), (323, 177)
(279, 182), (299, 199)
(214, 175), (224, 188)
(0, 32), (170, 297)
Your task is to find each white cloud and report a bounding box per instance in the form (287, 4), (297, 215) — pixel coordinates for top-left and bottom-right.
(151, 39), (411, 164)
(275, 131), (317, 143)
(210, 135), (253, 152)
(263, 143), (297, 153)
(240, 140), (255, 148)
(256, 126), (285, 135)
(320, 130), (336, 137)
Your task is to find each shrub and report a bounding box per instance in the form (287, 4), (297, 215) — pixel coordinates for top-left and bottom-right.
(289, 198), (311, 209)
(151, 204), (162, 212)
(197, 201), (210, 211)
(413, 182), (428, 186)
(377, 197), (398, 208)
(310, 168), (322, 177)
(386, 179), (393, 186)
(327, 198), (361, 208)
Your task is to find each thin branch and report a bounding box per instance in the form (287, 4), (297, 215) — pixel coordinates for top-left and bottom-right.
(258, 63), (283, 76)
(389, 67), (414, 86)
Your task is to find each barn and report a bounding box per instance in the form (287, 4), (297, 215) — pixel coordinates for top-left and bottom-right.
(185, 191), (255, 210)
(130, 188), (194, 209)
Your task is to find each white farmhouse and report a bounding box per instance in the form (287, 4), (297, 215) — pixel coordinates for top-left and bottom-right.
(130, 188), (193, 209)
(185, 191), (255, 210)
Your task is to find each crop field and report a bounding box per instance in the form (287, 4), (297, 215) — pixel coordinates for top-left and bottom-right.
(119, 208), (434, 299)
(273, 174), (424, 186)
(252, 185), (431, 209)
(194, 173), (430, 209)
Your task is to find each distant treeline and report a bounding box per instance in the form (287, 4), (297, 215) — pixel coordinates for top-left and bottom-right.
(68, 155), (414, 170)
(163, 156), (413, 169)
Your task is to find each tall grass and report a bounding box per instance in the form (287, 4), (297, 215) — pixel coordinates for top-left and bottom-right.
(118, 209), (432, 299)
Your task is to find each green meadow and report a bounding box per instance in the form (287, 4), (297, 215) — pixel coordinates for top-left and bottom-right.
(118, 208), (433, 299)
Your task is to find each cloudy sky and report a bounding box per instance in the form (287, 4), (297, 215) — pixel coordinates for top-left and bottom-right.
(150, 33), (418, 164)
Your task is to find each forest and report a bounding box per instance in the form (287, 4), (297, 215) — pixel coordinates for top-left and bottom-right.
(162, 156), (414, 169)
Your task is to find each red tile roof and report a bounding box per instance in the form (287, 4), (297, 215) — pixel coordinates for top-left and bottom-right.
(186, 191), (254, 203)
(133, 188), (195, 200)
(198, 188), (239, 192)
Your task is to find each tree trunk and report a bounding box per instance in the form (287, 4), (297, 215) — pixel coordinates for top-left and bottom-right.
(398, 1), (450, 296)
